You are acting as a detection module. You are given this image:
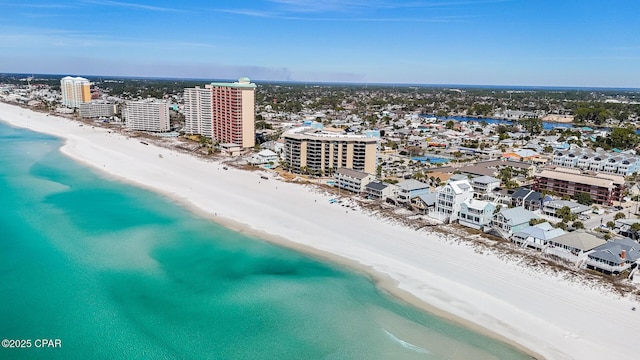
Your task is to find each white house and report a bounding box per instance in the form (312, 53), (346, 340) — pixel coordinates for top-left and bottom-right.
(458, 198), (496, 230)
(411, 193), (438, 214)
(247, 149), (278, 165)
(365, 181), (398, 200)
(615, 218), (640, 239)
(396, 179), (430, 204)
(585, 238), (640, 274)
(490, 207), (539, 239)
(541, 200), (591, 219)
(512, 222), (565, 250)
(334, 168), (375, 194)
(470, 175), (500, 200)
(433, 179), (474, 223)
(546, 231), (606, 264)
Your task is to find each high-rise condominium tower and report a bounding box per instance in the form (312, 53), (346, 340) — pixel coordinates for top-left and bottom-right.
(184, 77), (256, 148)
(60, 76), (91, 108)
(124, 100), (170, 132)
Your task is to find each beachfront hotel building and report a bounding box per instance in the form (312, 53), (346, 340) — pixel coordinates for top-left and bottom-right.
(532, 168), (625, 205)
(123, 100), (170, 132)
(60, 76), (91, 108)
(184, 86), (213, 138)
(79, 101), (117, 119)
(282, 127), (378, 175)
(184, 77), (256, 148)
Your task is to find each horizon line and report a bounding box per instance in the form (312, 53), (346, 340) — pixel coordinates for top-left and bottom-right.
(2, 72), (639, 92)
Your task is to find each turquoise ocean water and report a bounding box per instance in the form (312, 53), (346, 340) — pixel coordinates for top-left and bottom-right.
(0, 121), (532, 359)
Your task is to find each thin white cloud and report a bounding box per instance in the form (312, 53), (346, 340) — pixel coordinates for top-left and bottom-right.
(292, 15), (474, 22)
(211, 7), (476, 22)
(210, 8), (474, 23)
(11, 3), (78, 9)
(211, 0), (496, 22)
(0, 26), (215, 50)
(213, 9), (278, 18)
(81, 0), (188, 13)
(268, 0), (509, 13)
(268, 0), (375, 13)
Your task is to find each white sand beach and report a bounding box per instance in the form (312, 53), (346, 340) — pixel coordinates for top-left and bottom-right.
(2, 102), (639, 360)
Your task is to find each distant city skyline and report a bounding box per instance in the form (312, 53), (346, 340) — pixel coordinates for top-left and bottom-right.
(2, 0), (639, 88)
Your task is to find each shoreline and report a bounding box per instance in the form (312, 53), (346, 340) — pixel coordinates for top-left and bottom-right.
(2, 101), (639, 359)
(51, 134), (539, 356)
(174, 203), (543, 359)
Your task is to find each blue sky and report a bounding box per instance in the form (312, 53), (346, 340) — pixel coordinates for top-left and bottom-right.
(1, 0), (639, 87)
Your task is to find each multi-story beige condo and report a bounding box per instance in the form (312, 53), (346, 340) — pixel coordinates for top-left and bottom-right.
(79, 102), (117, 118)
(60, 76), (91, 108)
(283, 127), (377, 175)
(124, 100), (170, 132)
(184, 77), (256, 148)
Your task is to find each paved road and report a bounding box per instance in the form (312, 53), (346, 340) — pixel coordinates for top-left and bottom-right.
(583, 201), (639, 231)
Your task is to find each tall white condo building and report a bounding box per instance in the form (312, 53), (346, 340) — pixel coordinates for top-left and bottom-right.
(124, 100), (170, 132)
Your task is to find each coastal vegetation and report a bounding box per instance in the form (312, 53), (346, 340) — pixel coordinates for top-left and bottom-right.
(3, 73), (639, 129)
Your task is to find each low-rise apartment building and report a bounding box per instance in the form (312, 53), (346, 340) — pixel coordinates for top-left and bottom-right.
(532, 168), (625, 205)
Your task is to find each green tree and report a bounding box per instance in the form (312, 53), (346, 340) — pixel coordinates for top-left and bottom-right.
(529, 218), (547, 226)
(606, 220), (615, 229)
(614, 212), (626, 221)
(573, 221), (584, 229)
(609, 125), (639, 149)
(520, 118), (543, 135)
(555, 222), (568, 230)
(255, 121), (272, 130)
(594, 125), (640, 150)
(556, 206), (577, 222)
(198, 135), (209, 145)
(445, 120), (454, 130)
(574, 192), (593, 206)
(498, 166), (513, 185)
